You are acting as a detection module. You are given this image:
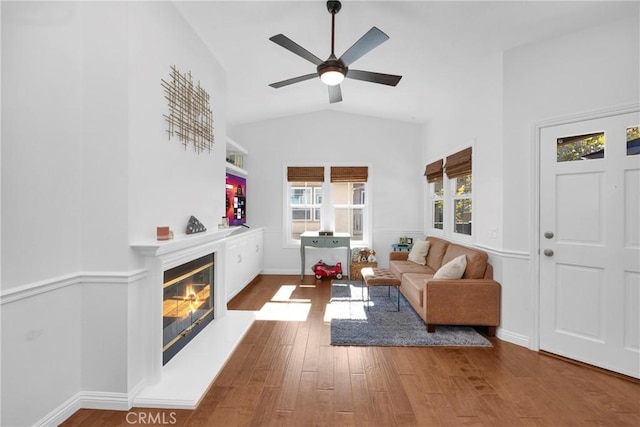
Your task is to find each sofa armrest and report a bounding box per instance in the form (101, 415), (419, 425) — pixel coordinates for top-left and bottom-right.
(389, 251), (409, 261)
(424, 279), (501, 326)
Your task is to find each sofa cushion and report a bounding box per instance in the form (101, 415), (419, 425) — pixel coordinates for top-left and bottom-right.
(407, 240), (430, 265)
(433, 254), (467, 279)
(389, 260), (436, 278)
(400, 273), (431, 309)
(425, 237), (449, 272)
(441, 243), (488, 279)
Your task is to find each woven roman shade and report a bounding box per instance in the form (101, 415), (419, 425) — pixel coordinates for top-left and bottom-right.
(287, 166), (324, 182)
(330, 166), (368, 182)
(424, 159), (444, 182)
(445, 147), (472, 178)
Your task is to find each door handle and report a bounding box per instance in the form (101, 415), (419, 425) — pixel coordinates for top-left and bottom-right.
(543, 249), (554, 257)
(544, 231), (554, 239)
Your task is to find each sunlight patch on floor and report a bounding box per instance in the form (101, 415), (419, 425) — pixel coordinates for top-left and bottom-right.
(255, 284), (312, 321)
(256, 301), (311, 321)
(324, 300), (369, 322)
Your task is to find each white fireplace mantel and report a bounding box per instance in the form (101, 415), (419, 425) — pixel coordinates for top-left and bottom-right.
(130, 226), (256, 408)
(131, 227), (242, 258)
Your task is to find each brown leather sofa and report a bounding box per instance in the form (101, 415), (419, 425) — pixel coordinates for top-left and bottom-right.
(389, 236), (501, 336)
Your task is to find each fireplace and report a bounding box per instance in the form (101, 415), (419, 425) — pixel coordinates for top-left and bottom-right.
(162, 253), (214, 365)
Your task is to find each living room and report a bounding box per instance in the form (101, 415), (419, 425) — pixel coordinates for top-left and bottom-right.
(1, 1), (639, 426)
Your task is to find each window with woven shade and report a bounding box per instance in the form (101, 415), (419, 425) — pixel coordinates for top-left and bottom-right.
(287, 166), (325, 182)
(287, 167), (324, 240)
(446, 147), (472, 236)
(425, 160), (445, 230)
(285, 165), (371, 245)
(330, 166), (368, 182)
(331, 167), (368, 241)
(424, 159), (443, 183)
(445, 147), (472, 178)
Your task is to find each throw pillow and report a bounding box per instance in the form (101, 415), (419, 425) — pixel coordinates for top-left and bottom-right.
(407, 241), (431, 265)
(433, 255), (467, 279)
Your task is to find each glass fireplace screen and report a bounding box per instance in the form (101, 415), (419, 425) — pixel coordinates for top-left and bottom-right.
(162, 253), (214, 365)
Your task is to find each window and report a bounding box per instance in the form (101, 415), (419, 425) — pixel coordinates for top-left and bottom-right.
(452, 174), (472, 235)
(287, 166), (324, 240)
(432, 181), (444, 230)
(427, 147), (473, 236)
(445, 147), (472, 236)
(425, 159), (444, 230)
(627, 126), (640, 156)
(286, 165), (370, 245)
(332, 182), (365, 240)
(557, 131), (605, 162)
(290, 183), (322, 226)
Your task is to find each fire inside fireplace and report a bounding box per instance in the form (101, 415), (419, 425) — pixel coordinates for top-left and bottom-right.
(163, 253), (214, 365)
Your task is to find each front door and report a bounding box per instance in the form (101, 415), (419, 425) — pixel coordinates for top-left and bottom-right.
(539, 110), (640, 378)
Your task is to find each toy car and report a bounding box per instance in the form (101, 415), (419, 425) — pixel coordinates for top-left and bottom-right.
(312, 261), (343, 280)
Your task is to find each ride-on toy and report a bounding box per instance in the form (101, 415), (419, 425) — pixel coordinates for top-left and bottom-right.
(312, 260), (343, 280)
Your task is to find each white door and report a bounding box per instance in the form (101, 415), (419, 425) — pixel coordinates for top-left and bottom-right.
(539, 110), (640, 378)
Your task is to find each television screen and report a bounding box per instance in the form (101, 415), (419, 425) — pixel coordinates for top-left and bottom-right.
(225, 173), (246, 226)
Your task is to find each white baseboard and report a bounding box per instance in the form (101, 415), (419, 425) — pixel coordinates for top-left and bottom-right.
(34, 389), (132, 427)
(261, 268), (299, 275)
(35, 393), (82, 427)
(496, 328), (530, 348)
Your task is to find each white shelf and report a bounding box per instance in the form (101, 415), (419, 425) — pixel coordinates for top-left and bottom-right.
(226, 137), (248, 175)
(226, 162), (248, 176)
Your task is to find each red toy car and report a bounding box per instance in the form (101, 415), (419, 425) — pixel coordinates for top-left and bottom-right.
(312, 261), (343, 280)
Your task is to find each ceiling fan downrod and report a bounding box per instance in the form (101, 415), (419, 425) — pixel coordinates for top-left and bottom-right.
(318, 1), (347, 85)
(327, 1), (342, 56)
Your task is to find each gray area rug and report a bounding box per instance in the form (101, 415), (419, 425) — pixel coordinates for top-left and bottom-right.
(329, 280), (492, 347)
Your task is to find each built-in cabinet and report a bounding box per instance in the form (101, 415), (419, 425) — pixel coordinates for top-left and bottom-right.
(225, 227), (264, 302)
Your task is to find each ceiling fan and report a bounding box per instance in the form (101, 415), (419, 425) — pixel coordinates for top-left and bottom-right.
(268, 0), (402, 103)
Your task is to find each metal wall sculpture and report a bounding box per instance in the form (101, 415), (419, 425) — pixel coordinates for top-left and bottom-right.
(161, 65), (214, 154)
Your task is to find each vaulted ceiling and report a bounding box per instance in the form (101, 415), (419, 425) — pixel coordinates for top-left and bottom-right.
(175, 1), (638, 127)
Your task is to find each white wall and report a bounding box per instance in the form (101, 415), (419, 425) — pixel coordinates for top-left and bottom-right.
(500, 14), (640, 345)
(421, 52), (504, 249)
(0, 2), (228, 425)
(2, 2), (84, 288)
(231, 110), (423, 274)
(127, 1), (228, 251)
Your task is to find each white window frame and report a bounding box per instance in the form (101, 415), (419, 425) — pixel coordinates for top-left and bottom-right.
(283, 163), (372, 248)
(425, 145), (474, 243)
(451, 173), (473, 238)
(430, 180), (445, 232)
(331, 181), (367, 243)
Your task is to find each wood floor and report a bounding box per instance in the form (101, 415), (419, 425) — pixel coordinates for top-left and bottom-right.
(64, 274), (640, 426)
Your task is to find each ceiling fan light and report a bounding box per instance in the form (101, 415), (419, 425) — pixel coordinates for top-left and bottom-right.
(320, 70), (345, 86)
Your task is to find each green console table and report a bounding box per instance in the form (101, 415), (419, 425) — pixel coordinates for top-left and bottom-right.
(300, 231), (351, 281)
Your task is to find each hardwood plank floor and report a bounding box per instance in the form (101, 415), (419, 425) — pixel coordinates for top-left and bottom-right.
(63, 274), (640, 426)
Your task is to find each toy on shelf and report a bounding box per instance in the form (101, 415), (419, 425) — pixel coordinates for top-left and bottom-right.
(312, 260), (343, 280)
(350, 247), (378, 280)
(352, 247), (376, 263)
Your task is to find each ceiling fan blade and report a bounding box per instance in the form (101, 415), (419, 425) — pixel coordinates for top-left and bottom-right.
(347, 69), (402, 86)
(339, 27), (389, 66)
(269, 34), (323, 66)
(328, 85), (342, 103)
(269, 73), (318, 89)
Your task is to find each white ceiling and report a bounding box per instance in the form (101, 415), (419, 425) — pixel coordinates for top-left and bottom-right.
(174, 1), (638, 127)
